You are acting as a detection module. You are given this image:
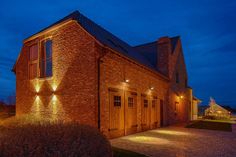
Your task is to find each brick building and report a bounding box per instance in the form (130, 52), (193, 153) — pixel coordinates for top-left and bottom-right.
(13, 11), (197, 138)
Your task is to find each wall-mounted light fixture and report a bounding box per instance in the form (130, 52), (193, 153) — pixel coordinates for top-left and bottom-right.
(150, 87), (154, 90)
(124, 79), (129, 83)
(180, 95), (184, 99)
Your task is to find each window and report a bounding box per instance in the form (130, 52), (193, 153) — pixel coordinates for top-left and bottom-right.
(114, 96), (121, 107)
(144, 99), (148, 108)
(176, 72), (179, 83)
(40, 40), (52, 78)
(185, 78), (188, 88)
(152, 100), (156, 108)
(29, 44), (38, 79)
(128, 97), (134, 107)
(175, 102), (179, 113)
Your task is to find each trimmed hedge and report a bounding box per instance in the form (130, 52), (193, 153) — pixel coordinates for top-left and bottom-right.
(0, 118), (112, 157)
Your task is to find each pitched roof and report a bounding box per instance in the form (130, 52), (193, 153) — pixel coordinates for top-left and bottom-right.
(18, 11), (179, 77)
(133, 36), (180, 68)
(24, 11), (155, 70)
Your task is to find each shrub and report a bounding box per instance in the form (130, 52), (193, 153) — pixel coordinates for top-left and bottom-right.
(0, 120), (112, 157)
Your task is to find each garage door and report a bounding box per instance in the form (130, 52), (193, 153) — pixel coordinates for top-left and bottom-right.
(150, 97), (159, 129)
(125, 91), (138, 135)
(141, 94), (150, 131)
(108, 88), (124, 138)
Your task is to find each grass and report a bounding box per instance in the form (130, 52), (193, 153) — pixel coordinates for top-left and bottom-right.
(112, 147), (147, 157)
(202, 119), (236, 124)
(186, 120), (232, 132)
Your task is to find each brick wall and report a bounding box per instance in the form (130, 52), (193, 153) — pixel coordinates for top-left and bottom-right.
(98, 46), (169, 137)
(15, 19), (191, 137)
(15, 21), (99, 127)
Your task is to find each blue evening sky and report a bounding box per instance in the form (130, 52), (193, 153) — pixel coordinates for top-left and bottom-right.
(0, 0), (236, 106)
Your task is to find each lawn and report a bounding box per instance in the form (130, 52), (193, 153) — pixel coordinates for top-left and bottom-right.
(186, 120), (232, 132)
(112, 147), (147, 157)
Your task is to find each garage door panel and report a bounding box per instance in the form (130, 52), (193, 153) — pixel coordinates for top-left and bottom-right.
(109, 89), (124, 138)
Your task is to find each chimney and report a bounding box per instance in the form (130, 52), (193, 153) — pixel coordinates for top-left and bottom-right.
(157, 37), (172, 77)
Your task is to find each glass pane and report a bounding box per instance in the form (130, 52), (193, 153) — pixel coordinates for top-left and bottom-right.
(45, 40), (52, 59)
(30, 44), (38, 61)
(144, 100), (148, 108)
(114, 96), (121, 107)
(30, 63), (37, 79)
(128, 97), (133, 107)
(46, 59), (52, 77)
(40, 60), (45, 77)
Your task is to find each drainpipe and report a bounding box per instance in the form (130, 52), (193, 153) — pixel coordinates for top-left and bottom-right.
(97, 47), (107, 130)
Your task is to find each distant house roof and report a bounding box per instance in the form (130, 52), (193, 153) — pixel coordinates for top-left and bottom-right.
(133, 36), (180, 68)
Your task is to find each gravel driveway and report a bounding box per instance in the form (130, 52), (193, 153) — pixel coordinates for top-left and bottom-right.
(111, 125), (236, 157)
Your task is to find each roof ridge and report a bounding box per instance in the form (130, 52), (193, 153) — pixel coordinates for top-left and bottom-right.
(133, 41), (157, 48)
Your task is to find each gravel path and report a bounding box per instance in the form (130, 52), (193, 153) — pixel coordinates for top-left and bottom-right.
(111, 126), (236, 157)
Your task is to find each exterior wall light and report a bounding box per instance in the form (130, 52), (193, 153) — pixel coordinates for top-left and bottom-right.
(125, 79), (129, 83)
(180, 95), (184, 99)
(150, 87), (154, 90)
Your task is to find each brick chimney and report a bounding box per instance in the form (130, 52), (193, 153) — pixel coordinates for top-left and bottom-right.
(157, 37), (172, 77)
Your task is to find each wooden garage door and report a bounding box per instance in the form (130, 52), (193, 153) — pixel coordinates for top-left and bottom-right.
(141, 94), (150, 131)
(150, 97), (159, 129)
(109, 88), (124, 138)
(125, 91), (138, 135)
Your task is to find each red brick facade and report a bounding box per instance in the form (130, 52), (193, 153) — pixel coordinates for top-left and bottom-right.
(14, 12), (193, 138)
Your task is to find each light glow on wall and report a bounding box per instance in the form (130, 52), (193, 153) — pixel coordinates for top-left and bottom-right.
(52, 83), (58, 92)
(52, 94), (57, 105)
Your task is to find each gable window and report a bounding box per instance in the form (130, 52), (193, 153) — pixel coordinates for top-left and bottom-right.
(144, 99), (148, 108)
(40, 40), (52, 78)
(29, 44), (38, 79)
(176, 72), (179, 83)
(128, 97), (134, 107)
(114, 96), (121, 107)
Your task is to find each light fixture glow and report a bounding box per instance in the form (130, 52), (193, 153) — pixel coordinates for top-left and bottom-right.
(180, 95), (184, 99)
(52, 84), (57, 92)
(35, 84), (40, 93)
(52, 94), (57, 104)
(125, 79), (129, 83)
(150, 87), (154, 90)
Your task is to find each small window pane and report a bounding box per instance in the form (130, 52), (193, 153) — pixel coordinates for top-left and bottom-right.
(29, 63), (37, 79)
(46, 59), (52, 77)
(114, 96), (121, 107)
(46, 40), (52, 59)
(128, 97), (134, 107)
(30, 45), (38, 61)
(144, 100), (148, 108)
(176, 72), (179, 83)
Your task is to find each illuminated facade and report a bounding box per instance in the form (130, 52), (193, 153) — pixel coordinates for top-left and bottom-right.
(13, 11), (197, 138)
(205, 98), (231, 119)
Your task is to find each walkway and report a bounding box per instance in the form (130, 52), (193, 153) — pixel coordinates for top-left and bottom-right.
(111, 126), (236, 157)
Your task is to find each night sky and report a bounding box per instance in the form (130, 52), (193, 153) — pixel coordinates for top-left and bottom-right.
(0, 0), (236, 107)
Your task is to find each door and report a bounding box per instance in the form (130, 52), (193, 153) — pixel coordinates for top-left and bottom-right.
(150, 97), (158, 129)
(125, 91), (138, 135)
(141, 94), (150, 131)
(108, 88), (124, 138)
